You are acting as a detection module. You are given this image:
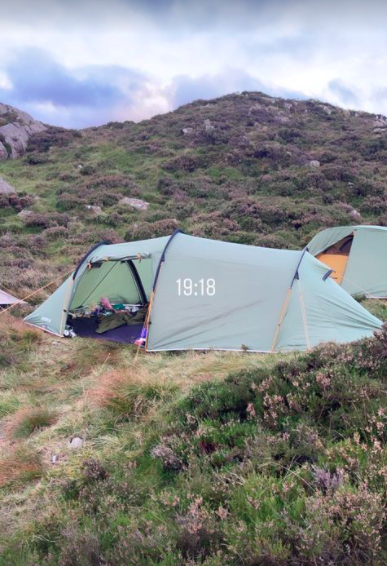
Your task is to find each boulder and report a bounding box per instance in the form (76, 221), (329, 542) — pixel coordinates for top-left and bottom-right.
(373, 117), (387, 128)
(0, 141), (8, 160)
(0, 176), (16, 194)
(0, 103), (46, 159)
(85, 204), (103, 216)
(182, 127), (194, 135)
(309, 160), (320, 168)
(17, 210), (33, 220)
(119, 197), (149, 210)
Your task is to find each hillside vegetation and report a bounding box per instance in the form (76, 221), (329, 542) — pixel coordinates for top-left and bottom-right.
(2, 91), (387, 302)
(3, 93), (387, 565)
(2, 314), (387, 564)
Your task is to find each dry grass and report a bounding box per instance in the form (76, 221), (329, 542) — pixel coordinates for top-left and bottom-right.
(3, 406), (57, 440)
(0, 312), (43, 348)
(0, 445), (43, 488)
(60, 340), (125, 380)
(87, 367), (177, 420)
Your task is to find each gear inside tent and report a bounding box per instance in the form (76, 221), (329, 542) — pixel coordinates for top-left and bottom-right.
(24, 231), (382, 352)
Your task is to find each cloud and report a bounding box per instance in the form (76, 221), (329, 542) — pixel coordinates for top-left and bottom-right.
(328, 79), (358, 105)
(0, 48), (154, 127)
(2, 1), (387, 125)
(170, 69), (307, 108)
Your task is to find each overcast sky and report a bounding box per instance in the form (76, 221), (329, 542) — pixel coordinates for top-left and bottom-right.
(1, 0), (387, 128)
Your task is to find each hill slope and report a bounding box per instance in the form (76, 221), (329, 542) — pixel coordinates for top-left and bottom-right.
(2, 91), (387, 301)
(3, 94), (387, 565)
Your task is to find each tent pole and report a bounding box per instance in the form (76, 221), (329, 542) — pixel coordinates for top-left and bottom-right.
(134, 289), (155, 362)
(270, 248), (309, 353)
(270, 287), (291, 353)
(59, 277), (75, 336)
(138, 230), (182, 357)
(298, 279), (311, 350)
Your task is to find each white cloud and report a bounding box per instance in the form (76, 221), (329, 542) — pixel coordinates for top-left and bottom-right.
(2, 0), (387, 125)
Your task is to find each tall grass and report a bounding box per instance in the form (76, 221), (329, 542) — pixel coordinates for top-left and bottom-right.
(0, 445), (43, 488)
(3, 406), (57, 440)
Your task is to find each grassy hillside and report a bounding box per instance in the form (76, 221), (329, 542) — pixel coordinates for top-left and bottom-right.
(2, 314), (387, 565)
(2, 91), (387, 301)
(3, 93), (387, 565)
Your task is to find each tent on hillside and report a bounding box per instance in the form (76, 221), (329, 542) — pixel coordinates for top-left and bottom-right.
(307, 225), (387, 298)
(0, 289), (25, 308)
(24, 231), (382, 352)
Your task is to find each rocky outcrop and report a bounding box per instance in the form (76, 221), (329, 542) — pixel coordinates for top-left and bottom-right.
(0, 103), (46, 160)
(119, 197), (149, 210)
(0, 176), (16, 194)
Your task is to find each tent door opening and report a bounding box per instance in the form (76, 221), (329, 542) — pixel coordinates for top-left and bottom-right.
(67, 258), (150, 344)
(316, 234), (354, 285)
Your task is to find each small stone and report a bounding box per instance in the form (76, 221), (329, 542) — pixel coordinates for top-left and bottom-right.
(69, 437), (83, 450)
(119, 197), (149, 210)
(309, 160), (320, 168)
(17, 209), (33, 219)
(77, 164), (83, 169)
(52, 454), (58, 464)
(0, 176), (16, 194)
(182, 127), (194, 135)
(85, 204), (103, 216)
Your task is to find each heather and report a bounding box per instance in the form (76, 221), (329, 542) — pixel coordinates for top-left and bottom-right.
(1, 312), (387, 564)
(3, 92), (387, 300)
(3, 92), (387, 564)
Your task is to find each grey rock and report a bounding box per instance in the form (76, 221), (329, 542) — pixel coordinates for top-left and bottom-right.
(350, 209), (361, 218)
(321, 105), (333, 115)
(204, 119), (214, 132)
(0, 142), (8, 160)
(85, 204), (103, 215)
(373, 117), (387, 128)
(0, 176), (16, 194)
(17, 210), (33, 220)
(69, 437), (83, 450)
(309, 160), (320, 168)
(182, 127), (194, 135)
(0, 103), (46, 159)
(274, 114), (290, 124)
(119, 197), (149, 210)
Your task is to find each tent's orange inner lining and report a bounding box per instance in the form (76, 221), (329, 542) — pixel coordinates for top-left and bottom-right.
(316, 234), (354, 285)
(316, 254), (348, 284)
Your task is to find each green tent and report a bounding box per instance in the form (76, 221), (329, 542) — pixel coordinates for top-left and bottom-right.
(307, 225), (387, 298)
(25, 231), (382, 352)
